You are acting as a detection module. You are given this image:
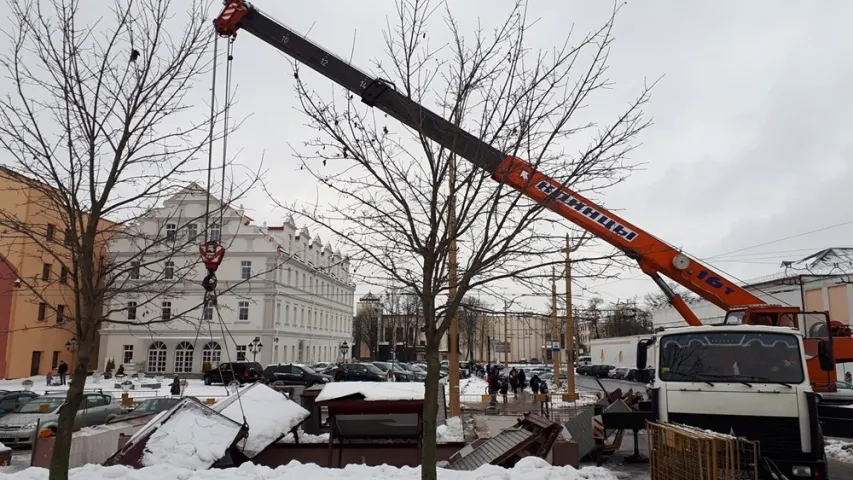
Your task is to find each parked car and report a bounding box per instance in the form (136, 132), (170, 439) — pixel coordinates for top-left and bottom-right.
(312, 362), (334, 372)
(0, 391), (120, 446)
(625, 368), (638, 381)
(263, 364), (332, 387)
(817, 381), (853, 404)
(202, 361), (264, 385)
(589, 365), (614, 378)
(407, 364), (428, 381)
(109, 397), (195, 423)
(610, 366), (631, 380)
(372, 362), (415, 382)
(0, 391), (40, 418)
(576, 365), (593, 376)
(334, 362), (387, 382)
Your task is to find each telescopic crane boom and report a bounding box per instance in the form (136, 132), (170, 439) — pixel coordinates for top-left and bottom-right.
(212, 0), (850, 390)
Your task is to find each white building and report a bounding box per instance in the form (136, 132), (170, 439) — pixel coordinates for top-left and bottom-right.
(98, 185), (356, 374)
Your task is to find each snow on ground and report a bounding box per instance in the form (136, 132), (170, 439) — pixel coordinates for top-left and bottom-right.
(7, 457), (620, 480)
(212, 383), (310, 458)
(0, 441), (9, 452)
(826, 439), (853, 463)
(141, 403), (243, 470)
(436, 416), (464, 443)
(316, 382), (425, 402)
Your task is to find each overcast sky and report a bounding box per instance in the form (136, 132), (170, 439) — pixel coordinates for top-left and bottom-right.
(4, 0), (852, 313)
(216, 1), (853, 309)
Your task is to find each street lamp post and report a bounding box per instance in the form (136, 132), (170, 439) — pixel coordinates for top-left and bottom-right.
(249, 336), (263, 362)
(339, 341), (349, 363)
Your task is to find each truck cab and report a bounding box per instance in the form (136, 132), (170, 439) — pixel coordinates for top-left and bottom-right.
(637, 324), (830, 479)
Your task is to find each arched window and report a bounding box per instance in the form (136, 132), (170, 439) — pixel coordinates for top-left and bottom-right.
(201, 341), (221, 367)
(174, 341), (194, 373)
(147, 341), (167, 373)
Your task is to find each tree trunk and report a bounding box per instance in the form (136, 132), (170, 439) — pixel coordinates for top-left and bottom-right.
(48, 336), (92, 480)
(420, 341), (441, 480)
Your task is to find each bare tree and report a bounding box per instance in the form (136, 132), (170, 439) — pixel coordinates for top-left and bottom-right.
(272, 1), (650, 476)
(643, 281), (701, 310)
(353, 305), (380, 359)
(459, 297), (489, 362)
(601, 298), (654, 338)
(0, 1), (240, 477)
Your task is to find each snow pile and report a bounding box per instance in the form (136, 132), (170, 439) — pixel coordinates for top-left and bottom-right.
(457, 377), (488, 395)
(6, 457), (620, 479)
(141, 405), (243, 470)
(436, 416), (464, 443)
(826, 439), (853, 463)
(316, 382), (425, 402)
(0, 441), (9, 452)
(279, 430), (331, 444)
(213, 383), (310, 457)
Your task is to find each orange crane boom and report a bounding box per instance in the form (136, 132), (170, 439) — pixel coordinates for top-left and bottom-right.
(212, 0), (851, 390)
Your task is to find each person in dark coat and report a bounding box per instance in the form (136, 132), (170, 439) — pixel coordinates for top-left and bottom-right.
(499, 377), (509, 403)
(57, 361), (68, 385)
(487, 367), (500, 405)
(529, 374), (541, 395)
(170, 376), (181, 396)
(516, 369), (527, 392)
(509, 369), (518, 397)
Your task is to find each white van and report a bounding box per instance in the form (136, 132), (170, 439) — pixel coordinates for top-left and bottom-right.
(576, 355), (592, 367)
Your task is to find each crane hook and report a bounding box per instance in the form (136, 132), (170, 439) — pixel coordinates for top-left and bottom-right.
(200, 241), (226, 292)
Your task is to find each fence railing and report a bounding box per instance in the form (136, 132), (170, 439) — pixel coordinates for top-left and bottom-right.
(647, 421), (760, 480)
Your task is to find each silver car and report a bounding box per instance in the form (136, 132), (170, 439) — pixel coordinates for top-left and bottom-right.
(819, 381), (853, 404)
(0, 392), (121, 446)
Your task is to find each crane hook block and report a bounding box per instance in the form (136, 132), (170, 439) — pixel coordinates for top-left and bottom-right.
(200, 241), (226, 271)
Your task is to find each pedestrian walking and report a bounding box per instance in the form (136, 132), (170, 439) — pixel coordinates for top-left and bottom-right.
(846, 371), (852, 384)
(499, 377), (509, 403)
(170, 375), (182, 396)
(46, 370), (53, 386)
(57, 361), (68, 385)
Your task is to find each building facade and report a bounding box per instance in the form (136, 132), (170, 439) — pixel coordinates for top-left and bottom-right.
(0, 167), (107, 378)
(98, 187), (355, 373)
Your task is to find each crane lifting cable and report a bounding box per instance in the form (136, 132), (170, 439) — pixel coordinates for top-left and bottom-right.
(199, 28), (249, 430)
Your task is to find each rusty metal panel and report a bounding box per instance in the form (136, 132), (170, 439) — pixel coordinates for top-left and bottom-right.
(563, 406), (595, 458)
(447, 429), (533, 471)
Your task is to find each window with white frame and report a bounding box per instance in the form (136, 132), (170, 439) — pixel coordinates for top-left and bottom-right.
(186, 223), (198, 240)
(285, 304), (290, 325)
(202, 341), (221, 366)
(238, 301), (249, 321)
(130, 262), (140, 280)
(161, 301), (172, 321)
(166, 223), (177, 241)
(202, 306), (213, 322)
(236, 345), (247, 362)
(127, 301), (137, 320)
(300, 307), (305, 326)
(147, 341), (167, 373)
(164, 261), (174, 280)
(122, 345), (134, 364)
(241, 261), (251, 280)
(174, 341), (194, 373)
(276, 303), (281, 326)
(210, 222), (221, 241)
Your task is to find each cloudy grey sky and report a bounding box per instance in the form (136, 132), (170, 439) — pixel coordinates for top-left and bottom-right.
(4, 0), (852, 312)
(213, 1), (853, 308)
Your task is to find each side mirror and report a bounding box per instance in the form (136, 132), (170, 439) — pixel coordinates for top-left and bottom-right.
(636, 340), (649, 370)
(817, 339), (835, 372)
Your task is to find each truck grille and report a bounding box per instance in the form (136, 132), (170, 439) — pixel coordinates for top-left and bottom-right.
(668, 413), (805, 460)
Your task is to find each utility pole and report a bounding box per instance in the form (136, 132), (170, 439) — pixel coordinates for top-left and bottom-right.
(503, 300), (509, 367)
(551, 266), (561, 389)
(564, 234), (576, 400)
(447, 155), (461, 417)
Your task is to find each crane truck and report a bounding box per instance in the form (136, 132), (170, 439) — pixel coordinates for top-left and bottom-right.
(212, 1), (847, 477)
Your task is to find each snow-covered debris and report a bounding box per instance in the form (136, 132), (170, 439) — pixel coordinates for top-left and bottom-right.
(0, 441), (9, 452)
(826, 439), (853, 463)
(316, 381), (425, 402)
(279, 430), (330, 443)
(437, 416), (464, 443)
(142, 402), (244, 470)
(5, 457), (620, 479)
(212, 383), (310, 458)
